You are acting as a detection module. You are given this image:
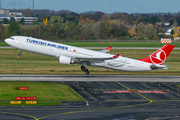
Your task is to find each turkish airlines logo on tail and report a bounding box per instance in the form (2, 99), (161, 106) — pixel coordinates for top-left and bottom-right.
(150, 49), (166, 64)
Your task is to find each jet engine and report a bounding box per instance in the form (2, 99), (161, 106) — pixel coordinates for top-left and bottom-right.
(58, 55), (75, 64)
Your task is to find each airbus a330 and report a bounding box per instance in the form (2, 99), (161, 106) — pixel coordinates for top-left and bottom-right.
(5, 36), (175, 75)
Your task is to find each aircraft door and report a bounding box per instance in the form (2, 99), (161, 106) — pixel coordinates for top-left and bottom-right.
(17, 38), (23, 45)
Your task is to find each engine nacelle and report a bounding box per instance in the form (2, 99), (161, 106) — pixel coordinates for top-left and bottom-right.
(58, 55), (74, 64)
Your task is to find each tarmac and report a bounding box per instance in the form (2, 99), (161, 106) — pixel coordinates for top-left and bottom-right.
(0, 75), (180, 120)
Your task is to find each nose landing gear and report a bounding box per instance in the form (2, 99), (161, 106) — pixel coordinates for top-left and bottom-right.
(81, 65), (90, 75)
(18, 49), (21, 58)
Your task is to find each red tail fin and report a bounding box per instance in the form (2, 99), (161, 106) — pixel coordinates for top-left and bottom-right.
(139, 44), (175, 65)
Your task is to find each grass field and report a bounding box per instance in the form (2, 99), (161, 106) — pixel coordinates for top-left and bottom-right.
(63, 42), (180, 47)
(0, 42), (9, 46)
(0, 48), (180, 75)
(0, 81), (84, 106)
(1, 41), (180, 47)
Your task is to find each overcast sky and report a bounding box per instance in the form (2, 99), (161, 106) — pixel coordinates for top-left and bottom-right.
(1, 0), (180, 14)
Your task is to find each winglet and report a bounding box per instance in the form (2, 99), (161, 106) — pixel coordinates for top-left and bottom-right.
(106, 46), (112, 50)
(98, 46), (112, 53)
(113, 54), (120, 58)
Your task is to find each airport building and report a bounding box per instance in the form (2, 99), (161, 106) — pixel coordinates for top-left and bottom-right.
(0, 9), (37, 24)
(15, 17), (38, 24)
(0, 9), (9, 16)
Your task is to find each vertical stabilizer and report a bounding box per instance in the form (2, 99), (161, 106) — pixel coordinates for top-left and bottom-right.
(139, 44), (175, 65)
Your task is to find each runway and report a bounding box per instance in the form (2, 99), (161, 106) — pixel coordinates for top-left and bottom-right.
(1, 75), (180, 82)
(0, 75), (180, 120)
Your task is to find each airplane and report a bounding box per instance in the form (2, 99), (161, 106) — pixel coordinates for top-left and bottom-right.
(5, 36), (175, 75)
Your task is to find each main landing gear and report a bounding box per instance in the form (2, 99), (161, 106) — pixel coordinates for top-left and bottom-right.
(18, 49), (21, 58)
(81, 65), (90, 75)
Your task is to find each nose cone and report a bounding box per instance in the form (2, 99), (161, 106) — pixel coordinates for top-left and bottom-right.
(4, 38), (10, 44)
(4, 38), (8, 43)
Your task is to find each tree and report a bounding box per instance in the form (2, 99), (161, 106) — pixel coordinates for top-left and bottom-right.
(152, 34), (159, 40)
(64, 16), (79, 24)
(99, 21), (112, 39)
(2, 30), (9, 39)
(90, 22), (100, 39)
(136, 16), (144, 24)
(111, 12), (126, 20)
(85, 13), (93, 19)
(0, 24), (3, 39)
(144, 15), (150, 22)
(32, 21), (39, 25)
(23, 9), (32, 17)
(126, 15), (133, 24)
(100, 15), (111, 21)
(65, 21), (79, 39)
(70, 12), (80, 16)
(92, 11), (105, 21)
(171, 29), (174, 35)
(10, 17), (15, 22)
(149, 16), (156, 25)
(20, 18), (25, 25)
(137, 22), (145, 38)
(175, 16), (180, 26)
(80, 13), (86, 21)
(144, 24), (154, 38)
(80, 18), (94, 24)
(128, 26), (136, 37)
(161, 23), (165, 27)
(168, 19), (174, 27)
(57, 10), (70, 16)
(49, 16), (63, 24)
(2, 18), (9, 24)
(8, 22), (21, 35)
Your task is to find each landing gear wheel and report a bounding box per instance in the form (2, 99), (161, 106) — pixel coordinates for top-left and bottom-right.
(81, 65), (85, 71)
(85, 69), (90, 75)
(18, 53), (21, 57)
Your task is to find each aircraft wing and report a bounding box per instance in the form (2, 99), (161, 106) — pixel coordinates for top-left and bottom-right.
(72, 54), (120, 63)
(98, 47), (112, 53)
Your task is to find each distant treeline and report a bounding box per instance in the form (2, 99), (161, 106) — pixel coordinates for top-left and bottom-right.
(1, 9), (180, 40)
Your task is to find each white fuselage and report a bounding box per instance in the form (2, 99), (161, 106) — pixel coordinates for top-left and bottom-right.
(5, 36), (153, 72)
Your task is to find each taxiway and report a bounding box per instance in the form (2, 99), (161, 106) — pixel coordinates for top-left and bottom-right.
(0, 75), (180, 120)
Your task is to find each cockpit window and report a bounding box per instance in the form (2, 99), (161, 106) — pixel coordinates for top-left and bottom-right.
(10, 37), (14, 40)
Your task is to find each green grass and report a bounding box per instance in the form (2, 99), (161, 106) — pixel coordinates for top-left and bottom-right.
(0, 42), (9, 46)
(1, 41), (180, 47)
(62, 42), (180, 47)
(0, 48), (180, 75)
(0, 81), (84, 106)
(0, 101), (62, 106)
